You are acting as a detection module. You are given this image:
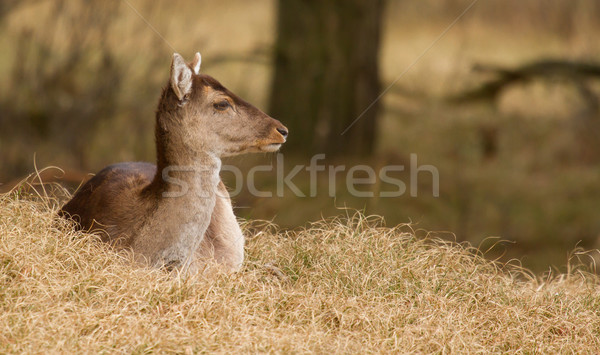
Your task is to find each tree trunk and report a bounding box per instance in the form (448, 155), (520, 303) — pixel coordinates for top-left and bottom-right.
(269, 0), (384, 156)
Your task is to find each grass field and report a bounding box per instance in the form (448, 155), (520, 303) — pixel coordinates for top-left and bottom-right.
(1, 189), (600, 353)
(2, 2), (600, 352)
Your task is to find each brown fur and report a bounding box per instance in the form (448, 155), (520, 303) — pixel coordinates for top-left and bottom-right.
(59, 53), (287, 271)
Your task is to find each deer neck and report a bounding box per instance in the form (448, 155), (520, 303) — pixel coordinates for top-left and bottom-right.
(158, 152), (221, 200)
(137, 113), (222, 269)
(149, 113), (222, 205)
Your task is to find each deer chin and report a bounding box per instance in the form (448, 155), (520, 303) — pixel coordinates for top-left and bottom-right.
(259, 143), (282, 152)
(223, 142), (282, 156)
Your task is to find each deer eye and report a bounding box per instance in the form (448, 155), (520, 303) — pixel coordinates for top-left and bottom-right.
(213, 100), (231, 111)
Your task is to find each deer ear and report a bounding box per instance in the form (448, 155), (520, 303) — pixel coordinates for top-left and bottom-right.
(170, 53), (193, 101)
(191, 52), (201, 75)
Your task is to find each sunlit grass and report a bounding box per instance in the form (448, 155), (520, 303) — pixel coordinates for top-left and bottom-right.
(1, 189), (599, 352)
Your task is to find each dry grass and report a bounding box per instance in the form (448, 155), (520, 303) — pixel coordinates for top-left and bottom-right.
(1, 189), (600, 353)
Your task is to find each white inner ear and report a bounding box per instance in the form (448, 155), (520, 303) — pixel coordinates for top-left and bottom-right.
(170, 53), (193, 101)
(192, 52), (201, 75)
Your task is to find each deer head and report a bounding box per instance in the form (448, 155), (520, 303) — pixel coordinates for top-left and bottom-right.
(157, 52), (288, 160)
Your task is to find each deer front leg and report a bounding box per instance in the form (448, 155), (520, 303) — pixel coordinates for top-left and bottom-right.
(194, 181), (244, 271)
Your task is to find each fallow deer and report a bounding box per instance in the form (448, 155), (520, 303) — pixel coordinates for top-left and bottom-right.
(59, 52), (288, 272)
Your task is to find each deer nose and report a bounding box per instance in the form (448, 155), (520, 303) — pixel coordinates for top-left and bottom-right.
(276, 127), (288, 139)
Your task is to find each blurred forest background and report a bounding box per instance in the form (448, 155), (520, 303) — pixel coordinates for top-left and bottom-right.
(1, 0), (599, 272)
